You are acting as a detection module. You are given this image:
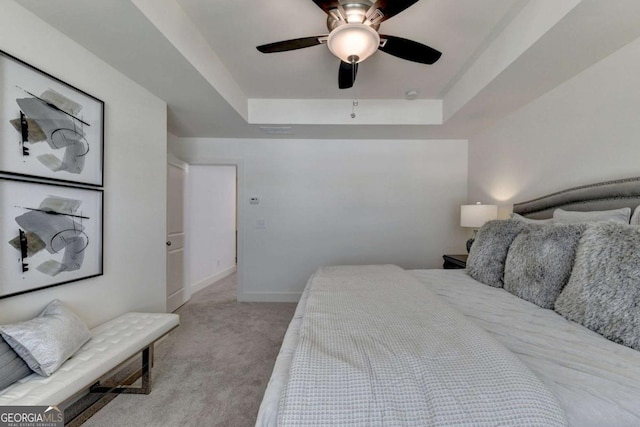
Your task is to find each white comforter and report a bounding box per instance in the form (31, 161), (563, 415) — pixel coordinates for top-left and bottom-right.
(276, 265), (567, 426)
(413, 269), (640, 427)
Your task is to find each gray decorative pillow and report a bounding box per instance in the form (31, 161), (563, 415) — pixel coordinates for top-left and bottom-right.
(504, 224), (586, 309)
(0, 300), (92, 376)
(631, 205), (640, 226)
(553, 207), (631, 224)
(467, 220), (527, 287)
(510, 213), (554, 224)
(0, 335), (32, 390)
(555, 222), (640, 351)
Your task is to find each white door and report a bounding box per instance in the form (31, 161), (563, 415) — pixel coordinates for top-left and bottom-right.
(167, 162), (187, 312)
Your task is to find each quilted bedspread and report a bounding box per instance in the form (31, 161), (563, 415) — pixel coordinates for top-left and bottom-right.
(277, 265), (567, 426)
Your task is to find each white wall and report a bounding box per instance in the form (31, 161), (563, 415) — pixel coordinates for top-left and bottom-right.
(171, 138), (468, 301)
(188, 165), (236, 293)
(0, 2), (167, 328)
(468, 35), (640, 207)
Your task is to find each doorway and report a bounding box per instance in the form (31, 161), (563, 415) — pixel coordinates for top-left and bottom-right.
(187, 165), (237, 296)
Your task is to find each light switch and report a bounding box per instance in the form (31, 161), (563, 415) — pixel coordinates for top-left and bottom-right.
(250, 197), (260, 205)
(256, 219), (266, 229)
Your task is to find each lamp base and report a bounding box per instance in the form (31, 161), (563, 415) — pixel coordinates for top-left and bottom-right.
(466, 238), (474, 253)
(466, 229), (479, 253)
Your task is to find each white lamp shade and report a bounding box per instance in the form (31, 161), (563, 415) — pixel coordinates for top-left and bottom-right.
(460, 203), (498, 228)
(327, 23), (380, 63)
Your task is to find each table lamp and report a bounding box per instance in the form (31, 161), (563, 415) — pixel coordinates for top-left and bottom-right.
(460, 202), (498, 252)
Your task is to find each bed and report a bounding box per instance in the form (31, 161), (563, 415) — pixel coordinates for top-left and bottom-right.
(256, 177), (640, 427)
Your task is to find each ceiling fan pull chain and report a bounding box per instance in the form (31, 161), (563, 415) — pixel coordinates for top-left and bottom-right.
(350, 54), (358, 118)
(351, 57), (357, 84)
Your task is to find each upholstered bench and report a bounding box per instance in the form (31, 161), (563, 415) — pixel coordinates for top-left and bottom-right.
(0, 312), (178, 418)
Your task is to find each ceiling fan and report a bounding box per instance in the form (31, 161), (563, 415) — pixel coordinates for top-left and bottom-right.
(256, 0), (442, 89)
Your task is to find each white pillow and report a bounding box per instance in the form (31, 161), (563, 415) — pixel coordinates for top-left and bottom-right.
(0, 300), (91, 376)
(630, 205), (640, 226)
(553, 207), (631, 224)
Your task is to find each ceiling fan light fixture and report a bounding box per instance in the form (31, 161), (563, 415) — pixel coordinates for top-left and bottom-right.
(327, 23), (380, 64)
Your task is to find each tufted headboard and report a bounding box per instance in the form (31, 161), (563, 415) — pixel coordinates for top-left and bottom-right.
(512, 177), (640, 219)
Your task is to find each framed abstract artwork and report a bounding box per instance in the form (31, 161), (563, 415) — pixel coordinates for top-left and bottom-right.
(0, 178), (103, 299)
(0, 49), (104, 186)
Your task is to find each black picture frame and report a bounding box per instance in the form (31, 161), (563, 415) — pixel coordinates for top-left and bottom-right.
(0, 49), (104, 187)
(0, 177), (104, 299)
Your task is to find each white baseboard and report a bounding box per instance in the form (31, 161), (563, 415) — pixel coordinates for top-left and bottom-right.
(237, 291), (302, 303)
(190, 265), (237, 295)
(167, 289), (187, 312)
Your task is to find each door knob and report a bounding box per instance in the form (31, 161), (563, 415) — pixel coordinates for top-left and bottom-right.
(166, 241), (172, 246)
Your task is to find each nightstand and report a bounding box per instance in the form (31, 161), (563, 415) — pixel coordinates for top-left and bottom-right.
(442, 254), (468, 269)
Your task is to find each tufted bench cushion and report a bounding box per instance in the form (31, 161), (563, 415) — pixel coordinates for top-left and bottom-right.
(0, 312), (179, 406)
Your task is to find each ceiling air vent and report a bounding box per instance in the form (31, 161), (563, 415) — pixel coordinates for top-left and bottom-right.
(259, 126), (294, 135)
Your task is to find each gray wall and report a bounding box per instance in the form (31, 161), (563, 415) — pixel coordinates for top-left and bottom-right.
(172, 137), (469, 301)
(468, 35), (640, 208)
(0, 2), (168, 327)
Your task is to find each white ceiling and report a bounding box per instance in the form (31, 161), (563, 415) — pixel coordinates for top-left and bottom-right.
(176, 0), (521, 99)
(14, 0), (640, 140)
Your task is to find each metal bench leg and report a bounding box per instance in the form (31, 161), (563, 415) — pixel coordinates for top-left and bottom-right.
(90, 346), (153, 395)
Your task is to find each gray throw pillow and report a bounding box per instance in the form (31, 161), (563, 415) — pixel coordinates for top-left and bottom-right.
(631, 205), (640, 226)
(553, 207), (631, 224)
(504, 224), (586, 309)
(555, 222), (640, 351)
(467, 220), (527, 287)
(510, 213), (554, 224)
(0, 300), (92, 376)
(0, 335), (33, 390)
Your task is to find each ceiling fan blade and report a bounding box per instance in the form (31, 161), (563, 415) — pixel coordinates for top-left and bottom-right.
(257, 36), (326, 53)
(378, 35), (442, 64)
(338, 61), (358, 89)
(368, 0), (420, 22)
(311, 0), (341, 15)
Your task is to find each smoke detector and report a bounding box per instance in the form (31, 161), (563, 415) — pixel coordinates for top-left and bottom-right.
(405, 90), (419, 100)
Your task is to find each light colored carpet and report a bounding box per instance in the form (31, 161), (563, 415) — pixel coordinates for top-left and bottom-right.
(83, 273), (296, 427)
